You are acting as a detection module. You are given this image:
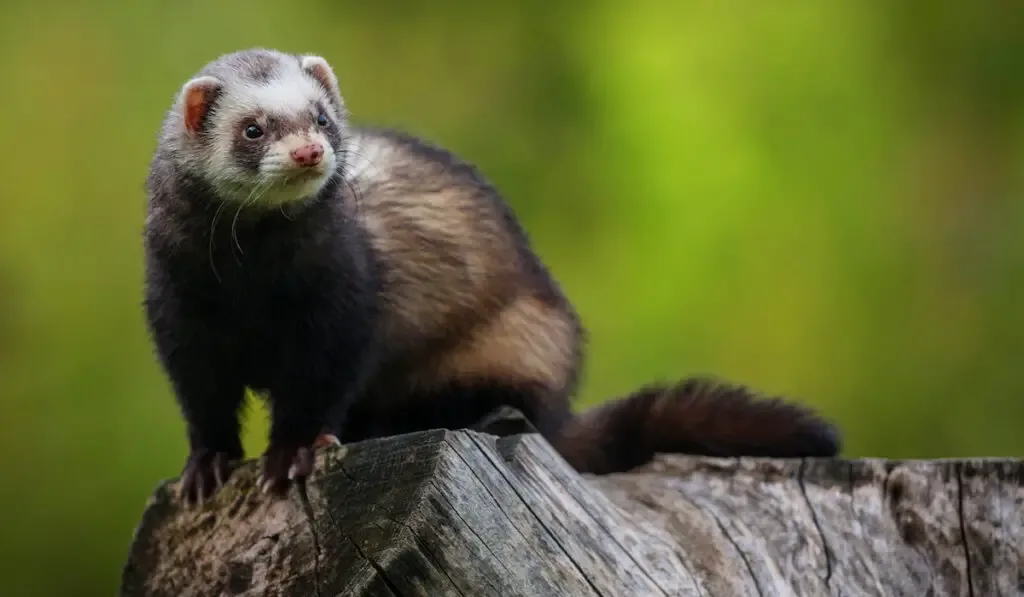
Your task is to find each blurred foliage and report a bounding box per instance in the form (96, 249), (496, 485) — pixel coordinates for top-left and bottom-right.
(0, 1), (1021, 595)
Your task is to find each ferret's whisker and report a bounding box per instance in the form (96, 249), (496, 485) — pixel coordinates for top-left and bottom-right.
(207, 198), (230, 283)
(230, 181), (269, 260)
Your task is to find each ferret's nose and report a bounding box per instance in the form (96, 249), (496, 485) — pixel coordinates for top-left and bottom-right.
(290, 143), (324, 167)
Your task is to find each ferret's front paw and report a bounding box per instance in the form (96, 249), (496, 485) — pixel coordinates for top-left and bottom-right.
(258, 441), (315, 495)
(179, 449), (235, 506)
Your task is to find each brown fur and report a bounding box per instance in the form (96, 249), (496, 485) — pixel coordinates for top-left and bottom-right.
(427, 295), (578, 391)
(344, 126), (584, 401)
(331, 125), (840, 467)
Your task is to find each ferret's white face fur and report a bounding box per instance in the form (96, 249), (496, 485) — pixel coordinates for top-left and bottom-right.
(172, 49), (348, 207)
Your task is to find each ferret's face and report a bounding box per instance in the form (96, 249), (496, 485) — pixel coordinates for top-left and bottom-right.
(175, 51), (348, 207)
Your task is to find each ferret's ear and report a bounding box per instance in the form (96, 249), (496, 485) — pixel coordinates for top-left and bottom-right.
(179, 75), (223, 138)
(300, 55), (344, 111)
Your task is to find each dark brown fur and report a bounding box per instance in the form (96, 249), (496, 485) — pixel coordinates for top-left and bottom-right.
(551, 378), (841, 474)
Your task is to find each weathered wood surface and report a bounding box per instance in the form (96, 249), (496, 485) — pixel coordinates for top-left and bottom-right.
(119, 419), (1023, 597)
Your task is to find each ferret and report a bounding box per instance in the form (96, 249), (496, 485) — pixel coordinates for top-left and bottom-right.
(143, 48), (841, 504)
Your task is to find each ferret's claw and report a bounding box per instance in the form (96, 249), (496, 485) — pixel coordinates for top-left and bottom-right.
(313, 433), (341, 449)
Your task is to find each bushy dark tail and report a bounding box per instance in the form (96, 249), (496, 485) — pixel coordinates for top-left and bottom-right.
(548, 377), (841, 475)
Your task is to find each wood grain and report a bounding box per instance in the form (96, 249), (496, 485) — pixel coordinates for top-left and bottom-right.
(119, 421), (1023, 597)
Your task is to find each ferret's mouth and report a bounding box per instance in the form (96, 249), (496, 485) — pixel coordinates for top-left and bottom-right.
(249, 166), (334, 206)
(269, 162), (329, 185)
(284, 169), (325, 182)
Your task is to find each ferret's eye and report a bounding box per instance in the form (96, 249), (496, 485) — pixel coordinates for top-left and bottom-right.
(243, 124), (263, 140)
(316, 113), (329, 127)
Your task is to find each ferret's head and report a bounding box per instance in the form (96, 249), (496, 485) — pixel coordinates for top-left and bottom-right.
(164, 48), (348, 207)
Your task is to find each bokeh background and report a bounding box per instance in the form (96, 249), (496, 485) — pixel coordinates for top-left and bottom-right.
(1, 1), (1022, 595)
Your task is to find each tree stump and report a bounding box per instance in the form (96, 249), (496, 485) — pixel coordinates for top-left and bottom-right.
(118, 416), (1023, 597)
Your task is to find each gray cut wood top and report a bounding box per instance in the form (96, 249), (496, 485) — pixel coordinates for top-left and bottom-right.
(119, 426), (1024, 597)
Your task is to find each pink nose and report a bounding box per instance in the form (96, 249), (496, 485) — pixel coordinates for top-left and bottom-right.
(290, 143), (324, 167)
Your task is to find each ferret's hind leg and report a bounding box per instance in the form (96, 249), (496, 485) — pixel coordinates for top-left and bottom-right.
(333, 292), (580, 445)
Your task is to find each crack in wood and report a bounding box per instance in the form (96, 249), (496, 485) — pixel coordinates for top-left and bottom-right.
(433, 487), (513, 591)
(624, 491), (706, 597)
(469, 438), (608, 597)
(389, 512), (468, 595)
(709, 510), (766, 597)
(295, 484), (324, 597)
(955, 463), (976, 597)
(799, 459), (834, 593)
(446, 436), (560, 564)
(444, 435), (605, 595)
(527, 463), (675, 596)
(347, 536), (400, 596)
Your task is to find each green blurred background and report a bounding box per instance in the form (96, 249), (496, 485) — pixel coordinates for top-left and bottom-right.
(1, 1), (1022, 595)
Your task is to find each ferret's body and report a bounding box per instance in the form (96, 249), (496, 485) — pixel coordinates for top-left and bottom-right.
(144, 48), (840, 503)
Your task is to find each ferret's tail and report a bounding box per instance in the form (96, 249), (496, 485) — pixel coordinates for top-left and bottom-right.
(549, 377), (841, 475)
